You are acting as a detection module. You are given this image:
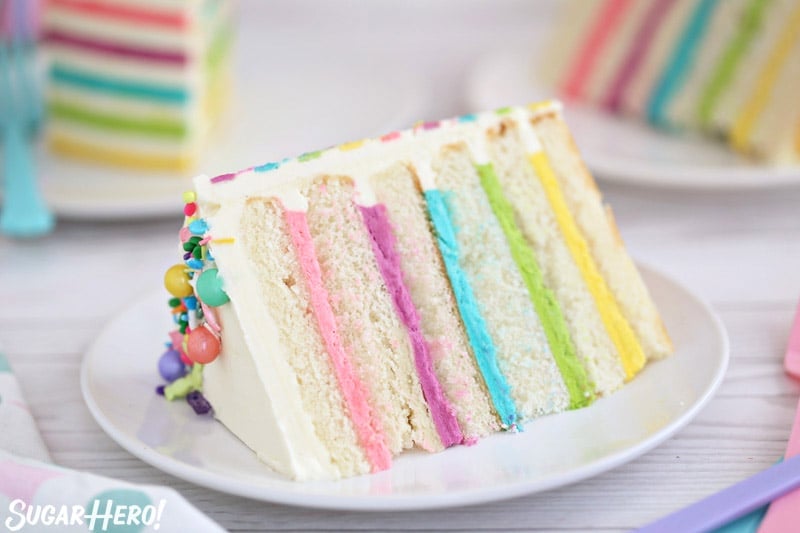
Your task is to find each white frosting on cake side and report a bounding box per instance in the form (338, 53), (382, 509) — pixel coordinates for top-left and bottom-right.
(201, 197), (339, 480)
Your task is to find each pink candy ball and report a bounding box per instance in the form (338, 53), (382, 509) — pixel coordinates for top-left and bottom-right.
(187, 327), (221, 364)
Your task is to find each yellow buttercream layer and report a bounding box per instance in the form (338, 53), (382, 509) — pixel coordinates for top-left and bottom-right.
(205, 78), (230, 124)
(730, 3), (800, 153)
(528, 151), (645, 380)
(50, 135), (193, 172)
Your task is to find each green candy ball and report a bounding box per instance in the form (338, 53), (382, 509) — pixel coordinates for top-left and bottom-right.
(196, 268), (230, 307)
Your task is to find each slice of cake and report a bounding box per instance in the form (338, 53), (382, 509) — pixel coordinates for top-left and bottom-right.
(158, 101), (673, 481)
(544, 0), (800, 164)
(42, 0), (233, 171)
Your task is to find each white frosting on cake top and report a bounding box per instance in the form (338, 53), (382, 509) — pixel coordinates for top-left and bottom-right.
(194, 102), (562, 212)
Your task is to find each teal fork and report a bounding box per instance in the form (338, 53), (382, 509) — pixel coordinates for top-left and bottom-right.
(0, 0), (54, 238)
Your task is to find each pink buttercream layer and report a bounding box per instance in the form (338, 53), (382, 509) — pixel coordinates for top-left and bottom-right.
(561, 0), (633, 100)
(603, 0), (676, 111)
(284, 209), (392, 472)
(359, 204), (463, 448)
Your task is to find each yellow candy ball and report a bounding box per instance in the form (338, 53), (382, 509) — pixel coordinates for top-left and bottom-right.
(164, 264), (193, 298)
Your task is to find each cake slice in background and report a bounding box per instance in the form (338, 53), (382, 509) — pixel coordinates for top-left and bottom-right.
(543, 0), (800, 164)
(42, 0), (233, 172)
(158, 101), (673, 481)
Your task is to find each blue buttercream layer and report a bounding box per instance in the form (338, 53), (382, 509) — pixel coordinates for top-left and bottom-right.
(50, 64), (188, 104)
(424, 189), (518, 428)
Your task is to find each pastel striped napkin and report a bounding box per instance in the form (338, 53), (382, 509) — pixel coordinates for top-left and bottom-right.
(0, 351), (224, 532)
(755, 299), (800, 532)
(0, 353), (50, 462)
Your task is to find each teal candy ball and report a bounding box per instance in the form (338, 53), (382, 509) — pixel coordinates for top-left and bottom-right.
(196, 268), (230, 307)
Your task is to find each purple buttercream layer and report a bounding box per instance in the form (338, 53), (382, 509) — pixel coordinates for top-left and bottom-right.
(43, 30), (187, 64)
(603, 0), (676, 112)
(359, 203), (464, 448)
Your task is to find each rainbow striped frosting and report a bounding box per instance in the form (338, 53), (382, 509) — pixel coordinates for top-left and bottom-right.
(42, 0), (233, 171)
(158, 102), (673, 481)
(546, 0), (800, 164)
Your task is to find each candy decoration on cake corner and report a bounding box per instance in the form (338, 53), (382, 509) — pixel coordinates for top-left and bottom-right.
(156, 190), (238, 414)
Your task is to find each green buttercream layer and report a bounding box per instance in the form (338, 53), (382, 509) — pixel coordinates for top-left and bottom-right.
(697, 0), (771, 127)
(48, 101), (187, 138)
(476, 162), (594, 409)
(164, 363), (203, 400)
(206, 23), (233, 72)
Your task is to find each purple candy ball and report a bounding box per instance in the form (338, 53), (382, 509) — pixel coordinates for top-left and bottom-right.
(158, 349), (187, 382)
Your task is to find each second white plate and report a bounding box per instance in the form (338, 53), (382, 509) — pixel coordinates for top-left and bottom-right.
(81, 264), (729, 511)
(467, 51), (800, 189)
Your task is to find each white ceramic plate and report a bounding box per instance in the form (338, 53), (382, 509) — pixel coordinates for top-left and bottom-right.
(81, 264), (728, 511)
(466, 51), (800, 189)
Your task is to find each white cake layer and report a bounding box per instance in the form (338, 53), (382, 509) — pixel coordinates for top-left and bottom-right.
(48, 121), (196, 154)
(666, 0), (749, 129)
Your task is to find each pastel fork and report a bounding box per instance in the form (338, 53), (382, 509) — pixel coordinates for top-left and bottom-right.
(0, 0), (54, 238)
(635, 455), (800, 533)
(753, 302), (800, 532)
(782, 298), (800, 380)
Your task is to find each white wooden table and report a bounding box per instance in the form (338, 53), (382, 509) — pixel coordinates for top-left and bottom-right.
(3, 1), (800, 531)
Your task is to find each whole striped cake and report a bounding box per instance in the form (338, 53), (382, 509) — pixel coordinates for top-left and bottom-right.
(158, 102), (673, 481)
(544, 0), (800, 164)
(42, 0), (233, 171)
